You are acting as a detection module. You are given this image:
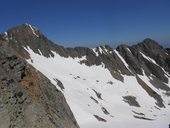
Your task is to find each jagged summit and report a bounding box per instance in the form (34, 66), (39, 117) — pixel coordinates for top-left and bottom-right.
(133, 38), (164, 55)
(0, 23), (64, 58)
(4, 23), (40, 39)
(0, 24), (164, 58)
(0, 23), (162, 49)
(140, 38), (163, 48)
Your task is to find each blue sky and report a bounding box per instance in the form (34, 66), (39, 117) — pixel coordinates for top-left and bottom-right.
(0, 0), (170, 47)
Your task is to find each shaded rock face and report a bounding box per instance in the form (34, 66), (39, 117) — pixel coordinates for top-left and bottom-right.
(0, 42), (79, 128)
(116, 39), (170, 83)
(0, 24), (65, 59)
(116, 44), (143, 75)
(130, 39), (169, 82)
(123, 95), (141, 107)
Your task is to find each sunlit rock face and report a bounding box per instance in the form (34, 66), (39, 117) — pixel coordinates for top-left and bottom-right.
(0, 39), (79, 128)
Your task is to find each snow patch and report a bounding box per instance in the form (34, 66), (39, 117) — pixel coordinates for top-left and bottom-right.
(114, 49), (133, 74)
(28, 24), (39, 37)
(2, 32), (9, 41)
(4, 32), (8, 36)
(140, 52), (170, 78)
(98, 47), (103, 54)
(92, 46), (112, 57)
(126, 48), (132, 54)
(92, 48), (99, 57)
(140, 52), (158, 66)
(102, 46), (110, 55)
(38, 49), (43, 56)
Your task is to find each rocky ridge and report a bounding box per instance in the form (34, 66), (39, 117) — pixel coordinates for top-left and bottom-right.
(0, 39), (79, 128)
(1, 24), (170, 84)
(0, 23), (170, 128)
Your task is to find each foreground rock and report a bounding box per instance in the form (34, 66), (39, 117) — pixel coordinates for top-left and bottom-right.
(0, 41), (79, 128)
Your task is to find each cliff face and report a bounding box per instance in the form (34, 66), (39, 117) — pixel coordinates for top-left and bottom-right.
(0, 40), (79, 128)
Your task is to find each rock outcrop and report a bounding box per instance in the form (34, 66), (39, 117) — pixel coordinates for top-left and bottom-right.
(0, 40), (79, 128)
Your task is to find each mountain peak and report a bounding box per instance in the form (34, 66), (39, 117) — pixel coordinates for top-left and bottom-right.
(10, 23), (40, 38)
(138, 38), (163, 49)
(24, 22), (33, 26)
(0, 23), (47, 58)
(130, 38), (164, 59)
(0, 23), (41, 43)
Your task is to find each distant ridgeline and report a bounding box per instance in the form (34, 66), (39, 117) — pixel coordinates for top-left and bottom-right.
(0, 23), (170, 128)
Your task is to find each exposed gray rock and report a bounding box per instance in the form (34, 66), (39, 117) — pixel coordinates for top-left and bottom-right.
(0, 41), (79, 128)
(130, 38), (170, 82)
(166, 48), (170, 54)
(90, 96), (99, 104)
(132, 110), (145, 116)
(133, 115), (154, 121)
(101, 107), (110, 115)
(93, 115), (106, 122)
(92, 89), (103, 100)
(53, 78), (65, 90)
(123, 95), (141, 107)
(149, 76), (170, 92)
(116, 44), (143, 75)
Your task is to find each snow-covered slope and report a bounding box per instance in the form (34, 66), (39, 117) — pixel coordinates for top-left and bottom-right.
(24, 46), (170, 128)
(1, 24), (170, 128)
